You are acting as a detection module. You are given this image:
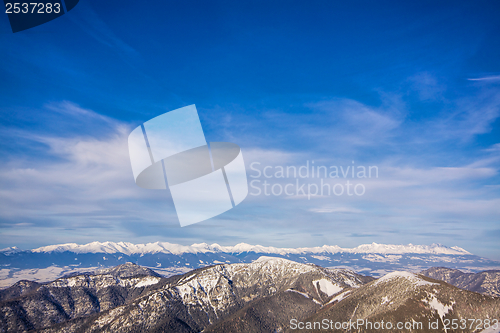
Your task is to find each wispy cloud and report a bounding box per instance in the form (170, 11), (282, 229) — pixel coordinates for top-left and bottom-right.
(408, 72), (446, 101)
(305, 97), (405, 148)
(484, 143), (500, 152)
(45, 101), (117, 124)
(0, 102), (182, 247)
(68, 2), (139, 60)
(467, 75), (500, 81)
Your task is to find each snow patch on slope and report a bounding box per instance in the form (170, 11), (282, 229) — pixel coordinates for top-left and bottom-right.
(253, 256), (288, 263)
(381, 296), (392, 305)
(423, 294), (454, 330)
(374, 271), (438, 287)
(310, 255), (331, 261)
(313, 279), (343, 296)
(327, 290), (352, 304)
(135, 277), (160, 288)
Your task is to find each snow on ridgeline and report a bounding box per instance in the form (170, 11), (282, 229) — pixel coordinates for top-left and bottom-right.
(28, 241), (471, 255)
(373, 271), (438, 287)
(0, 246), (21, 255)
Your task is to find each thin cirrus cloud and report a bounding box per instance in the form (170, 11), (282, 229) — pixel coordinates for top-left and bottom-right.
(67, 1), (139, 60)
(408, 72), (446, 101)
(303, 97), (405, 148)
(467, 75), (500, 81)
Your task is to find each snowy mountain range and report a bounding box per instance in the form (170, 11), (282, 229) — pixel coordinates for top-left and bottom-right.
(1, 241), (499, 288)
(24, 241), (471, 256)
(1, 260), (498, 333)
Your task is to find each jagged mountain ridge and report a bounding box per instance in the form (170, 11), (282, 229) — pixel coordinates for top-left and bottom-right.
(0, 258), (372, 333)
(0, 263), (166, 332)
(289, 271), (500, 333)
(421, 267), (500, 297)
(2, 242), (498, 287)
(2, 260), (499, 333)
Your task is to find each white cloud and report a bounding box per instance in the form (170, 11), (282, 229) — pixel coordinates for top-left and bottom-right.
(0, 104), (180, 236)
(484, 143), (500, 152)
(467, 75), (500, 81)
(409, 72), (446, 101)
(428, 91), (500, 141)
(306, 98), (404, 147)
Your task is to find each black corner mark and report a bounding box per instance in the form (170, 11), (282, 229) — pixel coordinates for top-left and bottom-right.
(4, 0), (79, 33)
(64, 0), (78, 12)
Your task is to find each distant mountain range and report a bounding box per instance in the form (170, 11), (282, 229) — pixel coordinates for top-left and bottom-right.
(422, 267), (500, 297)
(1, 241), (499, 288)
(20, 241), (473, 255)
(0, 260), (498, 333)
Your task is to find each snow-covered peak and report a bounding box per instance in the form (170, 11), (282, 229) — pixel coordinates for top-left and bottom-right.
(0, 246), (22, 255)
(248, 256), (315, 272)
(374, 271), (438, 287)
(350, 242), (470, 255)
(30, 241), (471, 256)
(31, 243), (79, 253)
(253, 256), (293, 263)
(32, 241), (221, 255)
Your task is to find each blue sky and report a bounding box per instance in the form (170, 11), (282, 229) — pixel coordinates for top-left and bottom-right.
(1, 1), (499, 259)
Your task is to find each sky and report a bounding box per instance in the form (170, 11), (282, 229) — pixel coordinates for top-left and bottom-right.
(0, 0), (499, 259)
